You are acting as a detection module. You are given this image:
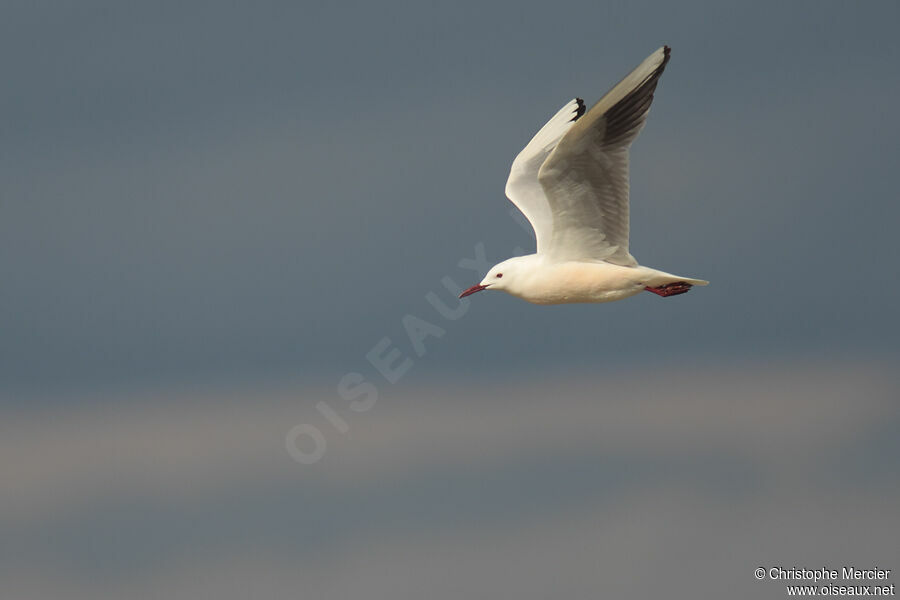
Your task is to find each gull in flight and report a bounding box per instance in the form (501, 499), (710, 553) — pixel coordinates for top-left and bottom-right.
(460, 46), (708, 304)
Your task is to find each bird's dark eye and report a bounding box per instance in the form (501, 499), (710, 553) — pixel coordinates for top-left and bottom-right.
(496, 273), (503, 278)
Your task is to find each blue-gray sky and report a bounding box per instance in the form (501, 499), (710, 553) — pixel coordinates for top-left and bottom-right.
(2, 1), (899, 394)
(2, 4), (899, 598)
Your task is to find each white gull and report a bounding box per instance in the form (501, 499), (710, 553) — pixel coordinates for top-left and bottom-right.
(460, 46), (708, 304)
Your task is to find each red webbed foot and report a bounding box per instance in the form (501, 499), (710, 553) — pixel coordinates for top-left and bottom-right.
(644, 282), (693, 297)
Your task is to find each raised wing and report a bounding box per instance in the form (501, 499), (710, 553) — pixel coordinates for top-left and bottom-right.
(504, 98), (585, 252)
(537, 46), (671, 265)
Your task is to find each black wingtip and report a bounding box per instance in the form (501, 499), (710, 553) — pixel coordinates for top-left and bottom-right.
(570, 97), (586, 122)
(662, 45), (671, 65)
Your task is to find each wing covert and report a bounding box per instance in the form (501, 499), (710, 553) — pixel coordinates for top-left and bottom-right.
(504, 98), (585, 252)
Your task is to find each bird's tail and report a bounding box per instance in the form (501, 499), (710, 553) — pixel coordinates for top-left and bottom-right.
(679, 276), (709, 286)
(642, 268), (709, 287)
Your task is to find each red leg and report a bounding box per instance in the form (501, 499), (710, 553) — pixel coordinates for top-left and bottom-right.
(644, 282), (693, 297)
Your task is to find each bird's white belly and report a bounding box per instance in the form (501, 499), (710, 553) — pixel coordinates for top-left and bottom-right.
(515, 262), (646, 305)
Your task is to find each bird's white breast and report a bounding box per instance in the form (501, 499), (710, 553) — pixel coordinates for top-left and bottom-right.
(512, 261), (647, 305)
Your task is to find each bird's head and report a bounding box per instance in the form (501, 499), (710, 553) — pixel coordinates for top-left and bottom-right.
(459, 256), (529, 298)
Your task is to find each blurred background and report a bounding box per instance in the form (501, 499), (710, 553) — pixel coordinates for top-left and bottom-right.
(2, 1), (898, 598)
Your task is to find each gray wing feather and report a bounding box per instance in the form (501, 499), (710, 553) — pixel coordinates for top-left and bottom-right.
(537, 46), (671, 265)
(505, 98), (585, 252)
